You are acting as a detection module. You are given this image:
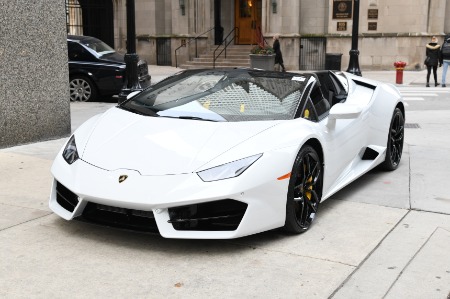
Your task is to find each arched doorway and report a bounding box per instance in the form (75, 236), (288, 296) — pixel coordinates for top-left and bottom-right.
(234, 0), (262, 45)
(65, 0), (114, 47)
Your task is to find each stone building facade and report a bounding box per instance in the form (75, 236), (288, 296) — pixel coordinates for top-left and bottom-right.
(69, 0), (450, 71)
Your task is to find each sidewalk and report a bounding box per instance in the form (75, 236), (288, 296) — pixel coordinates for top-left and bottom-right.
(363, 68), (436, 86)
(1, 66), (449, 298)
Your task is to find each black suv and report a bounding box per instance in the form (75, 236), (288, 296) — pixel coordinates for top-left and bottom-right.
(67, 35), (151, 101)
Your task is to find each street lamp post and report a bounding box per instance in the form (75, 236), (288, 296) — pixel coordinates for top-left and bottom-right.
(346, 0), (362, 76)
(118, 0), (142, 103)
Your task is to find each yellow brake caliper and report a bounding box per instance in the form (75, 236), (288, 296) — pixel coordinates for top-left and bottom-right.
(303, 162), (313, 201)
(305, 176), (313, 200)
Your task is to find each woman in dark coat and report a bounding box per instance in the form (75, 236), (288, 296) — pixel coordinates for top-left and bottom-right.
(273, 34), (286, 72)
(425, 36), (441, 87)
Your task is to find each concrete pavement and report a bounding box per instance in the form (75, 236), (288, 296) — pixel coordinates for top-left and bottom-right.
(1, 66), (449, 298)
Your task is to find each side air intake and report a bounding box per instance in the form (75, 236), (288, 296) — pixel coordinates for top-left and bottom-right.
(361, 147), (380, 160)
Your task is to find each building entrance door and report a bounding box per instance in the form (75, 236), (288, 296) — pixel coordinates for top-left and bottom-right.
(235, 0), (261, 45)
(65, 0), (114, 48)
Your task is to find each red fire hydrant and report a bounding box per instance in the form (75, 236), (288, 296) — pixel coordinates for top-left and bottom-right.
(394, 61), (407, 84)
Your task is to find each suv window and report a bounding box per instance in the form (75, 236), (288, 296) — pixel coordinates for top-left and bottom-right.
(68, 42), (95, 62)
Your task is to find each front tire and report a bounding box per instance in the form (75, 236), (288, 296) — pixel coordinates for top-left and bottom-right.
(69, 76), (97, 102)
(382, 107), (404, 171)
(284, 145), (323, 234)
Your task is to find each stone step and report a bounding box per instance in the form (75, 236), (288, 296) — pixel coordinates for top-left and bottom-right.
(193, 57), (250, 63)
(181, 61), (250, 67)
(179, 65), (251, 70)
(209, 47), (253, 52)
(199, 54), (251, 59)
(179, 62), (251, 69)
(180, 45), (254, 70)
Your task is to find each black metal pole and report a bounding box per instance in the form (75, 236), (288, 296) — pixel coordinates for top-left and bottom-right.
(346, 0), (362, 76)
(119, 0), (141, 103)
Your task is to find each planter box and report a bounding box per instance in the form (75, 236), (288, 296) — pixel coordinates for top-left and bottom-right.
(249, 54), (275, 70)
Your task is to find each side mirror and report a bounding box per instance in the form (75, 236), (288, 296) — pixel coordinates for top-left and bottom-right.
(327, 103), (362, 128)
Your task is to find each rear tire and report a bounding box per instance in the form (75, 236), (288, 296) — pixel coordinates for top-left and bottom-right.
(382, 108), (404, 171)
(69, 76), (97, 102)
(284, 145), (323, 234)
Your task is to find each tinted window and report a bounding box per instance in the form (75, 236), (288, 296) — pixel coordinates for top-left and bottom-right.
(80, 39), (115, 56)
(300, 99), (318, 122)
(309, 83), (330, 120)
(68, 42), (95, 61)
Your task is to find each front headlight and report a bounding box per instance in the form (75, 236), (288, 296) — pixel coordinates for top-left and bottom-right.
(197, 154), (262, 182)
(62, 135), (79, 165)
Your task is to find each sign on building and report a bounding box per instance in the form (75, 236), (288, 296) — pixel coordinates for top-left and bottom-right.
(333, 0), (353, 19)
(337, 22), (347, 31)
(368, 9), (378, 19)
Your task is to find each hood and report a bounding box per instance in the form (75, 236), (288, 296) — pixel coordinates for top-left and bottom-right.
(80, 107), (280, 175)
(98, 52), (125, 64)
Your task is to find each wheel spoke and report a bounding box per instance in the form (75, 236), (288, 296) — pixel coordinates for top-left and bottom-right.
(302, 156), (309, 180)
(310, 163), (320, 184)
(394, 144), (402, 161)
(295, 197), (306, 225)
(306, 191), (318, 213)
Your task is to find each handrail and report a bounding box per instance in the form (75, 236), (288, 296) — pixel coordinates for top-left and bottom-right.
(175, 27), (215, 68)
(213, 27), (239, 69)
(255, 26), (269, 47)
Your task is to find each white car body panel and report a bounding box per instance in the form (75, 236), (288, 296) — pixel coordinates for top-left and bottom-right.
(50, 70), (403, 239)
(80, 107), (282, 175)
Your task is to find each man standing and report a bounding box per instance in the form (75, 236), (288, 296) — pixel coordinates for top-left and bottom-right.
(440, 35), (450, 87)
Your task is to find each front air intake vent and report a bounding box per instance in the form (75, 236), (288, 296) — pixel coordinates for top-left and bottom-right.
(56, 181), (79, 212)
(168, 199), (248, 231)
(80, 202), (158, 233)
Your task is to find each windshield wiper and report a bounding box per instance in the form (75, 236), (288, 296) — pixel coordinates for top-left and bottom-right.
(161, 116), (220, 122)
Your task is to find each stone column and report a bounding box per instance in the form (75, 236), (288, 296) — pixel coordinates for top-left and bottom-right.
(0, 0), (70, 148)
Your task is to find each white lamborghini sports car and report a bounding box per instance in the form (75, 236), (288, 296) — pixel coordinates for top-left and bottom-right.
(50, 68), (405, 239)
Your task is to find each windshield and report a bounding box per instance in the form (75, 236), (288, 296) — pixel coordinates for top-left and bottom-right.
(121, 69), (311, 122)
(81, 39), (115, 56)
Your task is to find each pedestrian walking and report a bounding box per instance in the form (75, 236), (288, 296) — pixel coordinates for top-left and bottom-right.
(273, 34), (286, 72)
(440, 35), (450, 87)
(425, 36), (441, 87)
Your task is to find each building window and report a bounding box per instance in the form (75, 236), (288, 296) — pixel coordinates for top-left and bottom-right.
(66, 0), (83, 35)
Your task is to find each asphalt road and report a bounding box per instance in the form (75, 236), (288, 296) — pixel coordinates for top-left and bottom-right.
(1, 69), (449, 298)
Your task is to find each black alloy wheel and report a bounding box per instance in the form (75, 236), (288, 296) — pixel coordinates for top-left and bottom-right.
(284, 145), (323, 234)
(382, 107), (404, 171)
(69, 76), (97, 102)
